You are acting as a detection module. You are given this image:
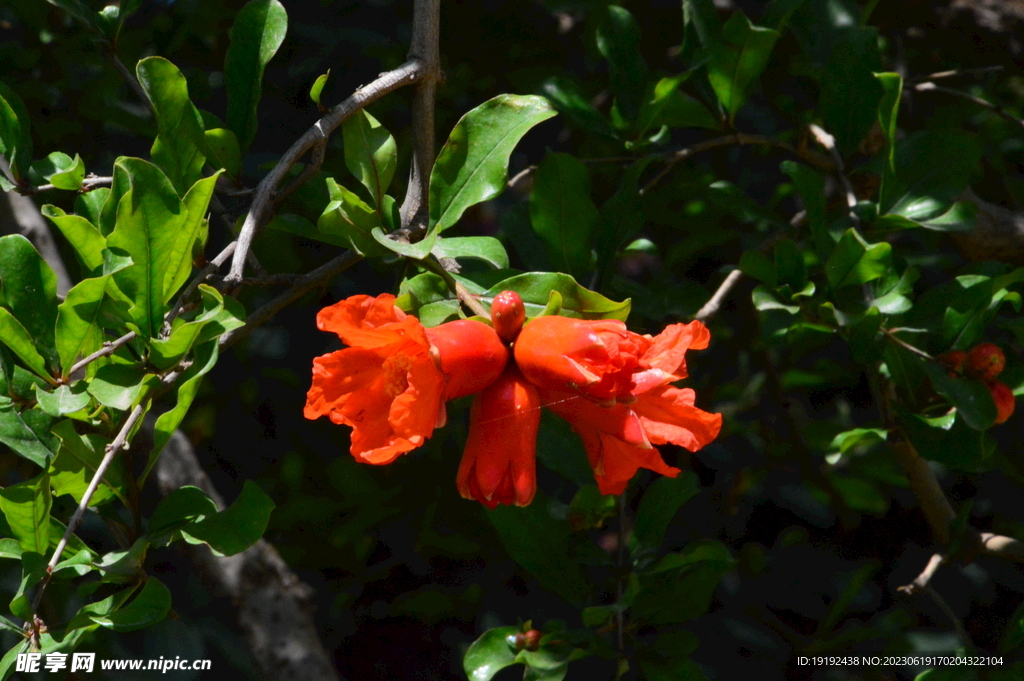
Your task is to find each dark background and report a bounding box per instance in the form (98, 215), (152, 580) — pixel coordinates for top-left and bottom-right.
(2, 0), (1024, 679)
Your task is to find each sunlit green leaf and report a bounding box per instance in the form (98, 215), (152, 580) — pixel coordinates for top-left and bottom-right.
(0, 234), (59, 370)
(92, 578), (171, 632)
(706, 13), (779, 123)
(342, 110), (397, 208)
(204, 128), (241, 179)
(0, 473), (51, 554)
(181, 481), (275, 556)
(431, 237), (509, 269)
(225, 0), (288, 152)
(825, 228), (891, 289)
(464, 626), (520, 681)
(137, 57), (207, 195)
(430, 94), (556, 233)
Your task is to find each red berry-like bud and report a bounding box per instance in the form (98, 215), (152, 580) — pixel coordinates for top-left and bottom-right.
(966, 343), (1006, 380)
(937, 350), (966, 374)
(491, 291), (526, 342)
(523, 629), (542, 651)
(987, 380), (1016, 425)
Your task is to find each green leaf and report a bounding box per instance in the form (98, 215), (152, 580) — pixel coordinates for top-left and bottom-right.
(51, 420), (127, 506)
(464, 626), (520, 681)
(529, 153), (598, 277)
(167, 172), (221, 302)
(780, 160), (831, 258)
(144, 341), (219, 485)
(32, 152), (86, 191)
(0, 234), (59, 369)
(595, 160), (650, 283)
(225, 0), (288, 152)
(883, 130), (982, 219)
(483, 272), (630, 321)
(0, 399), (57, 467)
(825, 228), (891, 289)
(181, 481), (275, 556)
(631, 472), (700, 555)
(204, 128), (241, 179)
(0, 474), (51, 554)
(774, 238), (806, 291)
(92, 578), (171, 632)
(632, 540), (735, 624)
(86, 363), (147, 411)
(9, 551), (47, 620)
(923, 362), (997, 431)
(149, 285), (237, 369)
(0, 308), (52, 381)
(268, 213), (350, 249)
(148, 486), (219, 542)
(430, 94), (556, 233)
(875, 72), (902, 208)
(681, 0), (720, 61)
(342, 110), (397, 209)
(54, 271), (123, 378)
(635, 74), (720, 135)
(317, 178), (385, 255)
(919, 201), (977, 232)
(596, 5), (648, 121)
(431, 237), (509, 269)
(817, 27), (883, 156)
(372, 227), (438, 260)
(751, 285), (799, 314)
(488, 493), (590, 606)
(0, 82), (33, 180)
(539, 77), (617, 139)
(33, 384), (90, 417)
(902, 410), (994, 472)
(309, 69), (330, 107)
(137, 57), (207, 195)
(738, 250), (776, 287)
(706, 13), (779, 124)
(106, 157), (187, 337)
(566, 485), (617, 531)
(41, 204), (106, 272)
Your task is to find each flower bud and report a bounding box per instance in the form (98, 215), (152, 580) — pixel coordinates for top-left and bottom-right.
(425, 320), (509, 400)
(523, 630), (542, 651)
(965, 342), (1005, 380)
(937, 350), (966, 375)
(987, 380), (1016, 425)
(491, 290), (526, 342)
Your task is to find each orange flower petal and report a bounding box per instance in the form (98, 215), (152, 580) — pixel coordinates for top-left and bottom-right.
(316, 293), (414, 348)
(425, 320), (509, 400)
(515, 316), (645, 401)
(457, 366), (540, 508)
(632, 385), (722, 450)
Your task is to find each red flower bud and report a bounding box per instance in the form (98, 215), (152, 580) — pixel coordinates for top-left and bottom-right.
(491, 290), (526, 342)
(514, 316), (646, 402)
(965, 343), (1005, 380)
(425, 320), (509, 400)
(937, 350), (966, 375)
(987, 380), (1016, 425)
(457, 365), (540, 508)
(523, 630), (541, 651)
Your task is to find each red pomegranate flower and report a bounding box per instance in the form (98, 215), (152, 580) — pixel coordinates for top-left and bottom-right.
(457, 365), (541, 508)
(526, 319), (720, 494)
(304, 294), (507, 464)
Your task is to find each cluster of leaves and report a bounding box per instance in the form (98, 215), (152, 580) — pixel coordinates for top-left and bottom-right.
(2, 0), (1024, 679)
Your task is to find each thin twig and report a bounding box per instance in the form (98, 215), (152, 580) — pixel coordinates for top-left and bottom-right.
(454, 281), (489, 318)
(32, 403), (146, 615)
(914, 81), (1024, 131)
(911, 65), (1003, 83)
(399, 0), (442, 229)
(898, 553), (945, 595)
(883, 328), (935, 360)
(243, 272), (302, 287)
(641, 134), (800, 195)
(924, 586), (975, 652)
(110, 52), (151, 113)
(807, 124), (859, 224)
(694, 269), (744, 322)
(165, 241), (237, 327)
(224, 60), (424, 288)
(63, 331), (137, 381)
(23, 176), (113, 195)
(219, 251), (363, 349)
